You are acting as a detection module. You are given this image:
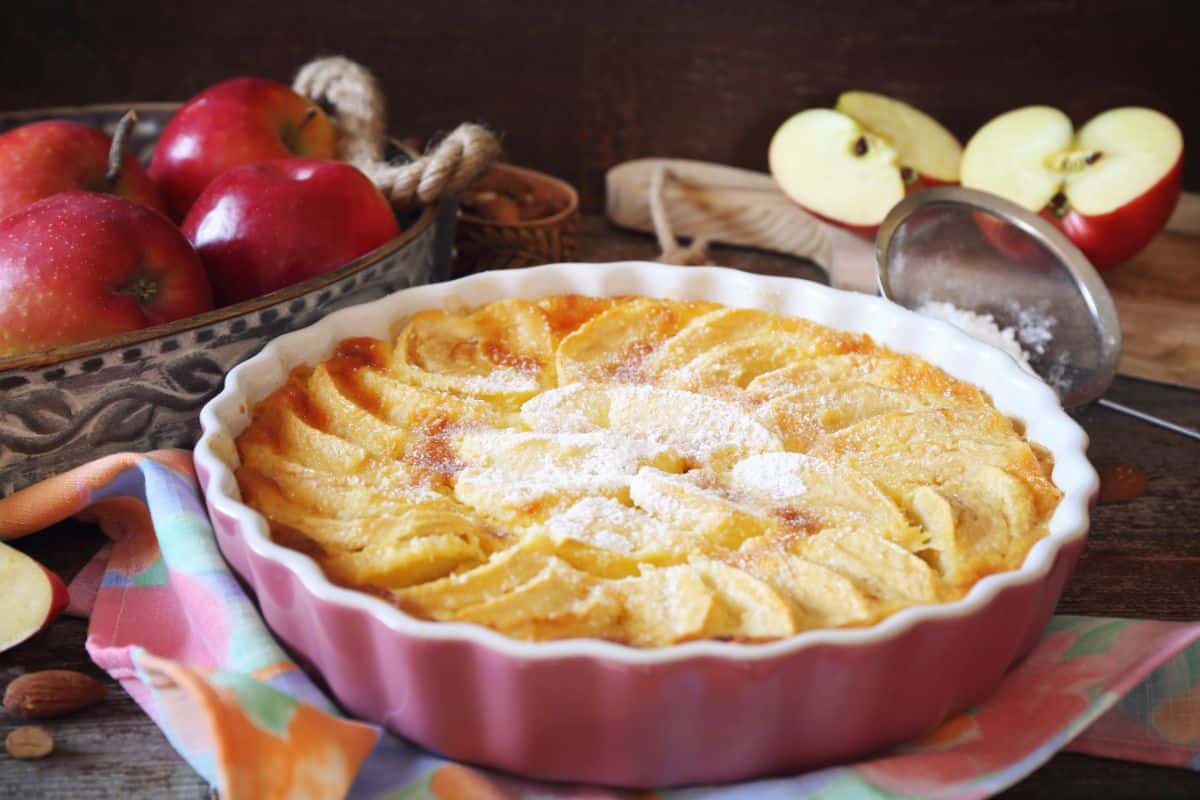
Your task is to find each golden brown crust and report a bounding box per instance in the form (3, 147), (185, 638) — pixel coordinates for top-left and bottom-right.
(235, 295), (1062, 647)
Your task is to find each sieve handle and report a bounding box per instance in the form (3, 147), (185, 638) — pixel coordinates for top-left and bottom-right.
(1097, 398), (1200, 442)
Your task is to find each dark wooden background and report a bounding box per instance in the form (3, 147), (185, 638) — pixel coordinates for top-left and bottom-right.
(2, 0), (1197, 212)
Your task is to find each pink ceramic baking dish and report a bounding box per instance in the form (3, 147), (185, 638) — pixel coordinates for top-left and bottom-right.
(194, 261), (1096, 787)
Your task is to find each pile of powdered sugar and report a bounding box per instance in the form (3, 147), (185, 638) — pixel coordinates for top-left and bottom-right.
(916, 300), (1056, 379)
(729, 452), (808, 501)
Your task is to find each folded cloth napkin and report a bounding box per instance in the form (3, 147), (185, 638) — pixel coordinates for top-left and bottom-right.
(1, 450), (1197, 799)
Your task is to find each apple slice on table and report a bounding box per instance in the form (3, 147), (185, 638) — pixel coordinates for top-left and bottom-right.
(0, 541), (69, 654)
(962, 106), (1183, 270)
(769, 91), (963, 237)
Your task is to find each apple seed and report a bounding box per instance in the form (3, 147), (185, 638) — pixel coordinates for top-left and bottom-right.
(1049, 191), (1069, 217)
(1085, 151), (1103, 165)
(853, 136), (868, 157)
(900, 166), (917, 186)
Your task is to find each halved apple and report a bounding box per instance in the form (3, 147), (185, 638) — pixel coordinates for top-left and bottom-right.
(0, 541), (69, 653)
(962, 106), (1183, 270)
(769, 91), (963, 237)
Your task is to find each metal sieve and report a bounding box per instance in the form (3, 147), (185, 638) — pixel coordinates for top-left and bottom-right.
(876, 186), (1198, 441)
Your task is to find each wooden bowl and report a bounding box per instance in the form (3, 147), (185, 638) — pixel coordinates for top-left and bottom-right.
(0, 104), (451, 494)
(453, 162), (579, 275)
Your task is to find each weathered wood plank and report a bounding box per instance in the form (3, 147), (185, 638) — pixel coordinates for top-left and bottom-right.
(0, 618), (211, 799)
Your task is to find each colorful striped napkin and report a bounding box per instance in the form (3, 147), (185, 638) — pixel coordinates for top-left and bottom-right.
(1, 451), (1197, 799)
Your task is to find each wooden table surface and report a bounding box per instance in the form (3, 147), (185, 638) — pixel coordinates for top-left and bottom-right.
(3, 216), (1199, 798)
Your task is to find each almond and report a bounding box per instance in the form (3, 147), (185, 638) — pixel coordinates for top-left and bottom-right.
(6, 725), (54, 759)
(3, 670), (107, 719)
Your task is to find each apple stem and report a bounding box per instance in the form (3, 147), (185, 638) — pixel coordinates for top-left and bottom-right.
(281, 108), (322, 156)
(106, 110), (139, 186)
(298, 107), (319, 133)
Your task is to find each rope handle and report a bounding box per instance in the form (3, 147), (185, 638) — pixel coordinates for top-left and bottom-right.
(649, 167), (713, 266)
(293, 56), (502, 208)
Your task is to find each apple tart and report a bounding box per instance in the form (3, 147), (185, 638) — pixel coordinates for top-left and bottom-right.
(234, 295), (1062, 647)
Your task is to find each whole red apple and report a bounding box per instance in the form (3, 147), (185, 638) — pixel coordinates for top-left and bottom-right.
(0, 116), (167, 220)
(149, 77), (337, 220)
(0, 193), (213, 358)
(182, 158), (399, 305)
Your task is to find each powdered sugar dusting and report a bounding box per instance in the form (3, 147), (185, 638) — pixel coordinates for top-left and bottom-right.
(522, 383), (781, 464)
(545, 497), (672, 554)
(521, 382), (608, 432)
(917, 301), (1041, 375)
(455, 430), (675, 498)
(1008, 301), (1056, 357)
(730, 452), (809, 501)
(454, 368), (541, 393)
(607, 385), (781, 463)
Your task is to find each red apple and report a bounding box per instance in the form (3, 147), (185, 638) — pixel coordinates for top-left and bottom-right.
(0, 193), (214, 357)
(0, 541), (69, 653)
(769, 91), (963, 237)
(149, 77), (337, 220)
(182, 159), (399, 305)
(962, 106), (1183, 271)
(0, 114), (167, 220)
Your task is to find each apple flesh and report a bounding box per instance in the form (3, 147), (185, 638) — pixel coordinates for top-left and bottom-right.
(962, 106), (1183, 270)
(182, 159), (400, 306)
(0, 541), (69, 654)
(149, 77), (338, 220)
(769, 91), (963, 237)
(0, 193), (214, 357)
(0, 118), (167, 220)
